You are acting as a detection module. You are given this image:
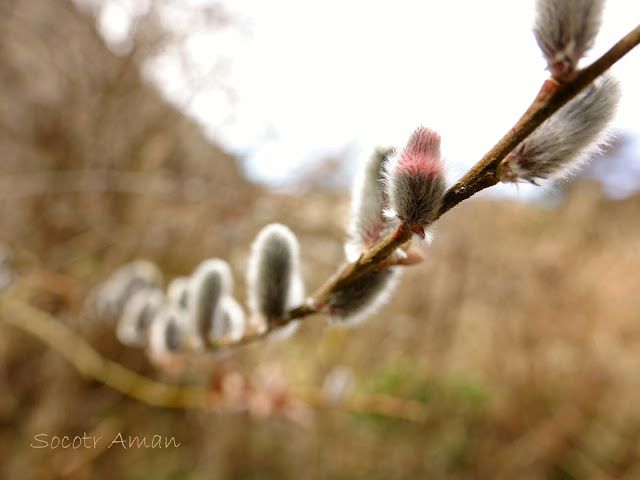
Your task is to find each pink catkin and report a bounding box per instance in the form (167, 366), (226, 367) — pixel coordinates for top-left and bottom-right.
(383, 126), (447, 237)
(397, 127), (443, 177)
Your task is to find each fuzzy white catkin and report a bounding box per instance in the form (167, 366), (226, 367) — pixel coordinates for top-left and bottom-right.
(533, 0), (605, 80)
(116, 288), (165, 347)
(345, 147), (398, 262)
(187, 259), (233, 343)
(95, 260), (163, 320)
(246, 223), (304, 337)
(499, 73), (621, 184)
(383, 126), (447, 239)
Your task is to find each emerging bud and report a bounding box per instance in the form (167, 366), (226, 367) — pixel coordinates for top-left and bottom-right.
(187, 259), (233, 345)
(345, 147), (398, 262)
(167, 276), (189, 308)
(95, 260), (163, 320)
(324, 267), (399, 327)
(499, 74), (620, 184)
(116, 288), (165, 347)
(383, 127), (447, 239)
(247, 223), (304, 337)
(533, 0), (605, 81)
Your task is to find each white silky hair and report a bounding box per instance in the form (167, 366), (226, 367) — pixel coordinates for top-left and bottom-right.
(500, 73), (621, 184)
(246, 223), (304, 323)
(533, 0), (605, 78)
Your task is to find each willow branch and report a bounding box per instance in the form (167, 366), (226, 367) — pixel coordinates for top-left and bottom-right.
(0, 294), (428, 421)
(280, 23), (640, 326)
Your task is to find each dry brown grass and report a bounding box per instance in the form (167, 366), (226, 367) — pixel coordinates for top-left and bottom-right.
(3, 179), (640, 480)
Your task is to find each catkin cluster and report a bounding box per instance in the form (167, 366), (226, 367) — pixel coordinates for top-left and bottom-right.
(94, 223), (305, 357)
(91, 0), (623, 355)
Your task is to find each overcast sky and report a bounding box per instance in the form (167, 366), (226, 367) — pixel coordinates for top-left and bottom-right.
(94, 0), (640, 198)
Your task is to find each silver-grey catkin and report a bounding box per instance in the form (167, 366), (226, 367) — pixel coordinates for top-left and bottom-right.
(187, 259), (233, 343)
(533, 0), (605, 80)
(247, 223), (304, 331)
(499, 73), (620, 184)
(345, 147), (397, 262)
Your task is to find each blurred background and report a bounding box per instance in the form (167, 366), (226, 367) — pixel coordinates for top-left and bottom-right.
(1, 0), (639, 479)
